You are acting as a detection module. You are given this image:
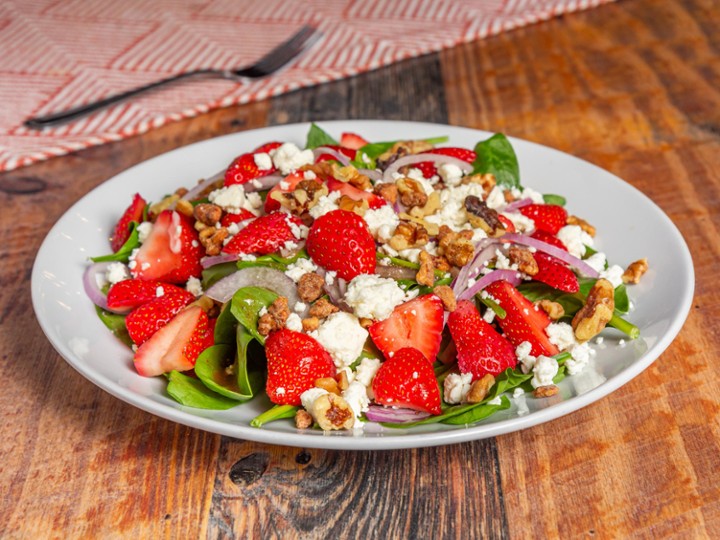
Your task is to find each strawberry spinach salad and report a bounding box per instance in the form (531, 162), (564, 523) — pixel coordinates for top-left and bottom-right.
(84, 123), (647, 432)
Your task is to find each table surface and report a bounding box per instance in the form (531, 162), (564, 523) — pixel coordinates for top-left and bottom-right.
(2, 0), (718, 537)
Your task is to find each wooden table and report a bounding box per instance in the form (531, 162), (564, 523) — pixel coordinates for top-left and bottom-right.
(2, 0), (717, 537)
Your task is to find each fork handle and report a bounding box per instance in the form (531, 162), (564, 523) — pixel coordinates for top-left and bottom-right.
(24, 68), (224, 129)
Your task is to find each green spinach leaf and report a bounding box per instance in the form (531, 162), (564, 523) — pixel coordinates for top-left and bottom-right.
(166, 371), (240, 410)
(306, 123), (339, 149)
(251, 404), (299, 427)
(230, 286), (279, 344)
(543, 193), (566, 206)
(91, 222), (140, 263)
(472, 133), (520, 189)
(95, 306), (132, 348)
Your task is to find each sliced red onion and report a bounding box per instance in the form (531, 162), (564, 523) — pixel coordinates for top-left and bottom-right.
(382, 153), (473, 183)
(357, 168), (382, 181)
(502, 233), (600, 278)
(503, 197), (533, 212)
(375, 265), (417, 280)
(181, 169), (225, 201)
(242, 174), (284, 193)
(452, 239), (499, 295)
(364, 405), (431, 423)
(456, 270), (523, 301)
(206, 267), (299, 305)
(313, 146), (350, 166)
(201, 253), (241, 269)
(83, 262), (120, 313)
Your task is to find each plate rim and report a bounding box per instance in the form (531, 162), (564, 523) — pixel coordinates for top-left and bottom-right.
(31, 120), (695, 450)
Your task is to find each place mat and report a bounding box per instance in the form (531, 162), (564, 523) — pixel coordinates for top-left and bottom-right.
(0, 0), (614, 172)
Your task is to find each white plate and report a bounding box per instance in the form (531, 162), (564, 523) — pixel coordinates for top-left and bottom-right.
(31, 121), (694, 450)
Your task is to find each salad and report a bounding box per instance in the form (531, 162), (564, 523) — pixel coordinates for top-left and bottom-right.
(84, 123), (648, 432)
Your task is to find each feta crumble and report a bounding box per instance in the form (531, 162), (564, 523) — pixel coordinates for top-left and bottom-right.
(186, 276), (203, 297)
(285, 313), (303, 332)
(136, 221), (153, 243)
(557, 225), (593, 259)
(105, 262), (129, 285)
(443, 372), (473, 404)
(308, 191), (341, 219)
(284, 257), (318, 282)
(344, 274), (415, 321)
(310, 312), (368, 369)
(531, 355), (559, 388)
(253, 152), (272, 170)
(270, 142), (314, 175)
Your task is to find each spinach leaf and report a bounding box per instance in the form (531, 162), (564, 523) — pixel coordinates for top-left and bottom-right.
(543, 193), (566, 206)
(194, 342), (263, 401)
(91, 222), (140, 263)
(442, 396), (511, 425)
(614, 283), (630, 314)
(95, 306), (133, 348)
(235, 325), (266, 396)
(201, 262), (237, 289)
(354, 136), (449, 168)
(306, 123), (338, 149)
(236, 250), (309, 272)
(251, 404), (299, 427)
(213, 302), (238, 345)
(166, 371), (240, 410)
(471, 133), (520, 189)
(230, 286), (279, 344)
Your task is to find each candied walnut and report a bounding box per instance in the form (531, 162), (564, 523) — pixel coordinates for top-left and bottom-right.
(315, 377), (341, 395)
(567, 215), (596, 237)
(398, 212), (440, 236)
(376, 140), (433, 170)
(331, 164), (372, 191)
(416, 250), (435, 287)
(463, 172), (497, 197)
(533, 385), (559, 398)
(258, 297), (291, 336)
(437, 225), (472, 251)
(295, 409), (313, 429)
(308, 394), (355, 431)
(297, 273), (326, 303)
(301, 317), (320, 332)
(433, 285), (457, 312)
(374, 183), (398, 204)
(467, 374), (496, 404)
(572, 278), (615, 342)
(388, 221), (429, 251)
(465, 196), (506, 238)
(194, 203), (223, 226)
(396, 177), (428, 208)
(198, 226), (228, 256)
(148, 194), (180, 218)
(408, 191), (441, 219)
(336, 370), (350, 391)
(508, 246), (539, 276)
(444, 240), (474, 267)
(622, 258), (648, 284)
(337, 195), (369, 216)
(536, 299), (565, 320)
(309, 298), (339, 319)
(175, 198), (195, 218)
(432, 255), (452, 273)
(503, 190), (516, 203)
(271, 179), (328, 215)
(257, 314), (276, 337)
(174, 187), (189, 198)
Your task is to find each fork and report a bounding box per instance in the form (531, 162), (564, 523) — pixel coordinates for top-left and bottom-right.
(24, 25), (321, 129)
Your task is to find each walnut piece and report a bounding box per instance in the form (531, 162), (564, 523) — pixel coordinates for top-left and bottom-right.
(572, 278), (615, 342)
(307, 393), (355, 431)
(271, 179), (328, 215)
(433, 285), (457, 312)
(148, 194), (180, 218)
(388, 221), (429, 251)
(194, 203), (223, 226)
(376, 140), (433, 170)
(567, 215), (596, 237)
(309, 298), (339, 319)
(198, 226), (228, 256)
(437, 225), (475, 267)
(315, 377), (341, 395)
(297, 273), (326, 303)
(337, 195), (369, 216)
(408, 191), (441, 219)
(466, 374), (495, 403)
(257, 297), (290, 337)
(536, 299), (565, 320)
(175, 198), (195, 218)
(302, 317), (320, 332)
(465, 195), (506, 237)
(622, 258), (648, 284)
(331, 164), (372, 191)
(416, 250), (435, 287)
(295, 409), (313, 429)
(533, 385), (559, 398)
(396, 177), (428, 208)
(463, 172), (496, 197)
(374, 183), (398, 204)
(398, 212), (440, 236)
(336, 370), (350, 391)
(508, 246), (539, 276)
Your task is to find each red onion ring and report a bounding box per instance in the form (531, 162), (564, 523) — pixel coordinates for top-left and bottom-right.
(382, 153), (473, 183)
(503, 198), (533, 212)
(357, 168), (382, 181)
(452, 239), (498, 296)
(364, 405), (431, 423)
(201, 253), (241, 269)
(242, 174), (284, 193)
(456, 270), (523, 301)
(313, 146), (350, 166)
(502, 233), (600, 277)
(181, 169), (225, 202)
(83, 262), (131, 313)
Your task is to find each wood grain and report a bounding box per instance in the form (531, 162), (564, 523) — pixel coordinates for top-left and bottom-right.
(2, 0), (720, 538)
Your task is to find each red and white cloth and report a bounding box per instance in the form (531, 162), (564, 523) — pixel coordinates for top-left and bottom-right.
(0, 0), (613, 172)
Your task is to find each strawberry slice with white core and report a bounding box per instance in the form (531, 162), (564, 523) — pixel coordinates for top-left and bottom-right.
(133, 306), (209, 377)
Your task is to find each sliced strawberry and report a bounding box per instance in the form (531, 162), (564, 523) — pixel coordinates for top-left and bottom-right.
(264, 171), (305, 213)
(220, 209), (256, 227)
(531, 230), (567, 251)
(485, 280), (559, 357)
(447, 300), (516, 380)
(372, 347), (442, 415)
(326, 178), (386, 210)
(413, 147), (477, 178)
(133, 306), (209, 377)
(413, 161), (438, 179)
(498, 215), (516, 233)
(224, 141), (282, 186)
(369, 294), (444, 363)
(532, 252), (579, 293)
(106, 278), (188, 311)
(125, 289), (196, 345)
(265, 329), (336, 405)
(130, 210), (203, 284)
(306, 209), (376, 281)
(518, 204), (567, 235)
(110, 193), (146, 252)
(222, 212), (302, 255)
(340, 132), (369, 150)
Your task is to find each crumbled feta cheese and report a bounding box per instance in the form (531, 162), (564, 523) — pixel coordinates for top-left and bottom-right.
(557, 225), (594, 258)
(300, 387), (328, 411)
(397, 248), (422, 264)
(424, 183), (486, 230)
(209, 184), (259, 215)
(488, 396), (503, 406)
(494, 249), (518, 271)
(282, 240), (299, 251)
(531, 355), (558, 388)
(600, 264), (624, 288)
(595, 336), (604, 345)
(285, 215), (309, 240)
(405, 168), (435, 194)
(482, 309), (496, 324)
(186, 276), (203, 296)
(342, 381), (370, 428)
(105, 262), (129, 285)
(226, 223), (241, 236)
(344, 274), (413, 321)
(546, 322), (577, 351)
(363, 205), (399, 242)
(566, 342), (591, 375)
(309, 191), (341, 219)
(136, 221), (153, 243)
(443, 372), (473, 404)
(324, 270), (336, 286)
(353, 357), (381, 388)
(303, 170), (317, 180)
(516, 341), (536, 374)
(253, 152), (272, 170)
(484, 186), (506, 210)
(585, 252), (607, 273)
(239, 253), (257, 262)
(310, 312), (368, 369)
(284, 257), (318, 282)
(510, 187), (544, 204)
(438, 163), (464, 186)
(285, 313), (303, 332)
(512, 387), (525, 398)
(294, 301), (306, 313)
(270, 142), (314, 175)
(155, 286), (164, 297)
